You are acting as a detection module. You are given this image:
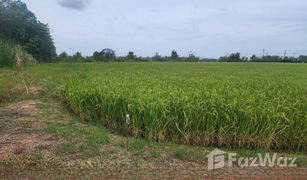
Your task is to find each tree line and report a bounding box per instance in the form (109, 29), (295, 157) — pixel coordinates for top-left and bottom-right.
(57, 50), (307, 63)
(57, 49), (208, 62)
(219, 53), (307, 63)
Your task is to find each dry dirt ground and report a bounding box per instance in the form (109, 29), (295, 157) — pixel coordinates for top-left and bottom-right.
(0, 95), (306, 179)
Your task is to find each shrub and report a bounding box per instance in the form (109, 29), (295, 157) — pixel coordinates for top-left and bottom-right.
(0, 40), (36, 68)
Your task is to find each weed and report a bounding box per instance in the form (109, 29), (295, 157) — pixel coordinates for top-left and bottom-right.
(174, 149), (188, 160)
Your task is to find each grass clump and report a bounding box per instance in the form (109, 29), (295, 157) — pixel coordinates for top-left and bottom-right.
(174, 149), (188, 160)
(46, 122), (109, 144)
(118, 138), (147, 152)
(47, 122), (109, 157)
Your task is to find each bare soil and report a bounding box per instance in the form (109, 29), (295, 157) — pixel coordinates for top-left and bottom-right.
(0, 100), (60, 160)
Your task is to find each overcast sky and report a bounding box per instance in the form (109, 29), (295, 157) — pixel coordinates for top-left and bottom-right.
(24, 0), (307, 58)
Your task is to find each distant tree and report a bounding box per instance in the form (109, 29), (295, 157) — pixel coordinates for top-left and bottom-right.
(219, 52), (241, 62)
(74, 51), (83, 59)
(171, 50), (179, 59)
(299, 55), (307, 63)
(93, 49), (116, 61)
(153, 52), (163, 61)
(93, 51), (100, 60)
(127, 51), (136, 59)
(58, 52), (68, 59)
(186, 53), (199, 62)
(229, 53), (241, 62)
(154, 52), (159, 58)
(241, 57), (248, 62)
(250, 54), (257, 62)
(101, 48), (115, 60)
(0, 0), (56, 62)
(262, 56), (282, 62)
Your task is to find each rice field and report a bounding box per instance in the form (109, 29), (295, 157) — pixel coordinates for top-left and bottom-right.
(60, 63), (307, 151)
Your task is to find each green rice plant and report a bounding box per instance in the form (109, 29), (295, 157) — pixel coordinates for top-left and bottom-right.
(60, 63), (307, 151)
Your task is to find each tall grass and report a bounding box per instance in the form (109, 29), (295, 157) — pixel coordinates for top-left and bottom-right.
(60, 63), (307, 151)
(0, 40), (36, 68)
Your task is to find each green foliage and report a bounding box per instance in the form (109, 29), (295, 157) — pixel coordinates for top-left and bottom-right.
(152, 52), (163, 61)
(127, 51), (136, 60)
(250, 55), (306, 63)
(219, 52), (242, 62)
(299, 56), (307, 63)
(0, 40), (15, 67)
(47, 122), (109, 157)
(174, 149), (188, 160)
(0, 0), (56, 62)
(186, 53), (199, 62)
(58, 52), (68, 59)
(0, 39), (36, 68)
(73, 52), (83, 60)
(171, 50), (179, 59)
(93, 49), (116, 61)
(127, 139), (147, 151)
(60, 63), (307, 151)
(47, 122), (109, 144)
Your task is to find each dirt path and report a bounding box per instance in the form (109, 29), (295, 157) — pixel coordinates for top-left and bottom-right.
(0, 100), (59, 160)
(0, 97), (306, 179)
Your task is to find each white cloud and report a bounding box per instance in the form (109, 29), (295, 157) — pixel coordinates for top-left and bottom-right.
(58, 0), (91, 11)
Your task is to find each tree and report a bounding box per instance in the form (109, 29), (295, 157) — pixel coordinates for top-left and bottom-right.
(93, 49), (116, 61)
(153, 52), (163, 61)
(229, 53), (241, 62)
(171, 50), (179, 59)
(74, 52), (83, 59)
(299, 55), (307, 63)
(127, 51), (136, 60)
(0, 0), (56, 62)
(241, 57), (248, 62)
(250, 54), (257, 62)
(93, 51), (100, 60)
(101, 48), (115, 60)
(219, 52), (241, 62)
(58, 52), (68, 59)
(186, 53), (199, 62)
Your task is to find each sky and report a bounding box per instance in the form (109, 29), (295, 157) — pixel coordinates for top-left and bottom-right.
(23, 0), (307, 58)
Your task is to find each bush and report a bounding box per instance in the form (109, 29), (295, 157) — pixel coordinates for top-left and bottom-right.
(0, 40), (36, 68)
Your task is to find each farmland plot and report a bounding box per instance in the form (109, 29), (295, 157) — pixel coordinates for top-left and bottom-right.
(60, 63), (307, 151)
